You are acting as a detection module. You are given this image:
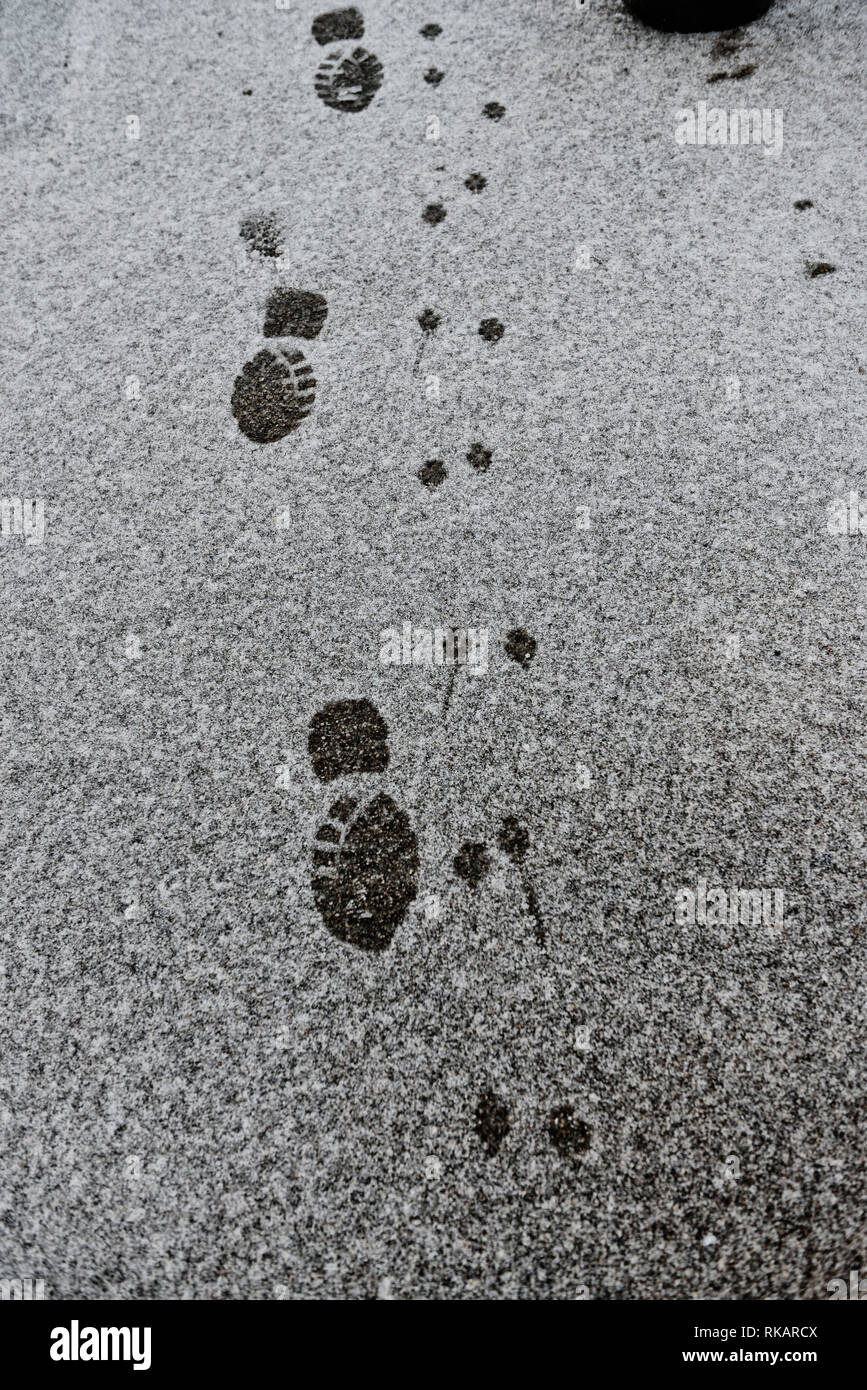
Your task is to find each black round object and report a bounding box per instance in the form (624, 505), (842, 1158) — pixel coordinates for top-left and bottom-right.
(623, 0), (774, 31)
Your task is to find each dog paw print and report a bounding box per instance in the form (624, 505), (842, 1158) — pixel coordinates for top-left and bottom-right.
(466, 442), (492, 473)
(307, 699), (419, 951)
(453, 841), (491, 889)
(415, 444), (493, 490)
(231, 283), (327, 443)
(547, 1105), (592, 1158)
(454, 815), (544, 944)
(312, 8), (383, 113)
(478, 317), (505, 343)
(473, 1092), (592, 1161)
(418, 459), (447, 490)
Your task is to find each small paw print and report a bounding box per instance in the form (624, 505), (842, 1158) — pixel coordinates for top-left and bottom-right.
(424, 67), (444, 85)
(422, 202), (447, 225)
(454, 841), (491, 888)
(478, 317), (504, 342)
(497, 814), (529, 862)
(548, 1104), (591, 1158)
(483, 101), (505, 120)
(420, 23), (442, 38)
(418, 459), (447, 490)
(465, 172), (487, 192)
(467, 442), (492, 472)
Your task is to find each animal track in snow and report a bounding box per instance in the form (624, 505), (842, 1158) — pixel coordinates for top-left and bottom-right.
(478, 317), (505, 343)
(454, 815), (545, 944)
(547, 1105), (592, 1158)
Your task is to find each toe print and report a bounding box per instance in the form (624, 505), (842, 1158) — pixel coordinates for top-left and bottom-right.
(312, 7), (365, 44)
(264, 288), (328, 340)
(231, 348), (315, 443)
(315, 45), (383, 112)
(475, 1090), (510, 1157)
(232, 285), (326, 443)
(547, 1105), (591, 1159)
(311, 792), (419, 951)
(308, 698), (389, 781)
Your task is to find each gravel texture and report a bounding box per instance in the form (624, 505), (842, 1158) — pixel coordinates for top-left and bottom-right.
(0, 0), (865, 1300)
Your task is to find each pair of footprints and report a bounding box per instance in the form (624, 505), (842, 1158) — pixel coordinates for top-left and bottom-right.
(476, 1091), (591, 1162)
(307, 698), (541, 953)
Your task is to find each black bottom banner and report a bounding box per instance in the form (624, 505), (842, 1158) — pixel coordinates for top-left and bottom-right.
(6, 1297), (862, 1378)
